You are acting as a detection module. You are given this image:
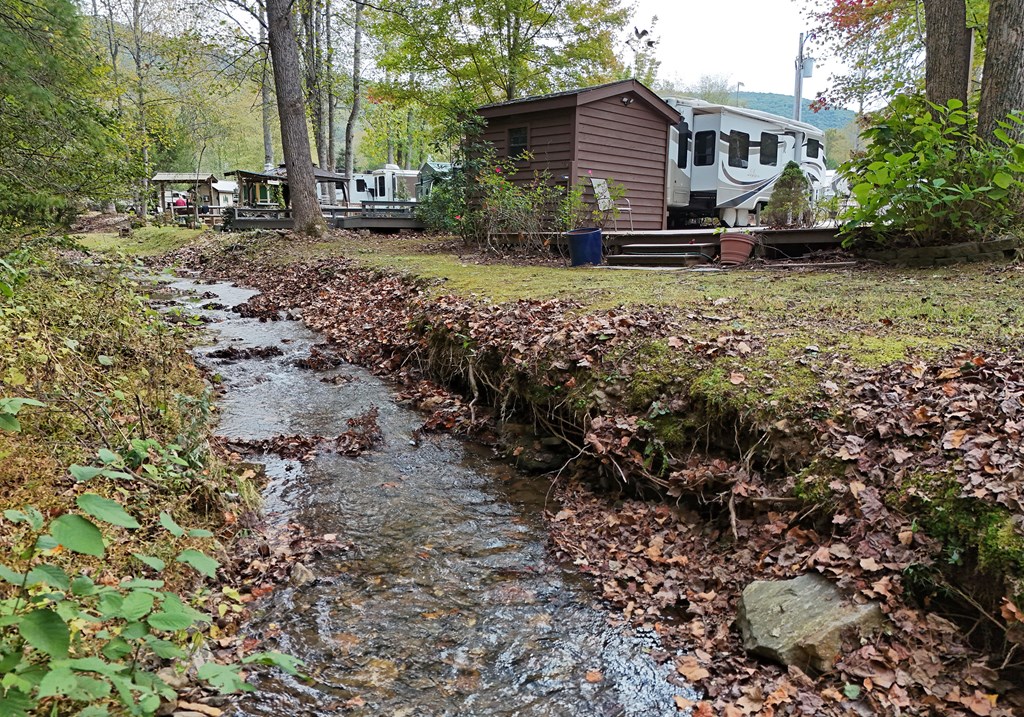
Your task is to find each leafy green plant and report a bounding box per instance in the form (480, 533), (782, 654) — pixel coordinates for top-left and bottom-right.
(0, 461), (300, 716)
(840, 96), (1024, 247)
(0, 258), (27, 299)
(462, 151), (564, 252)
(416, 169), (465, 233)
(0, 398), (45, 433)
(0, 387), (285, 712)
(761, 161), (812, 228)
(557, 177), (627, 231)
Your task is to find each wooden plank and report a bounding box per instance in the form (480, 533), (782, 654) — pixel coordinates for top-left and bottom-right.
(231, 218), (294, 230)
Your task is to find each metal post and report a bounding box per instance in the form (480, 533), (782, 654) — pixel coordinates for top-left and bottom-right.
(735, 81), (744, 105)
(794, 32), (805, 122)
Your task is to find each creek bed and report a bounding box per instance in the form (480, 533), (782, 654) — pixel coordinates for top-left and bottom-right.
(169, 278), (696, 716)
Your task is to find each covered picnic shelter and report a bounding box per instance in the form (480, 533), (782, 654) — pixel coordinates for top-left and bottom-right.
(151, 172), (221, 211)
(227, 165), (348, 208)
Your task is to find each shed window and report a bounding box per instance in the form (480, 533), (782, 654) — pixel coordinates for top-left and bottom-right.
(676, 119), (690, 169)
(694, 130), (716, 166)
(508, 127), (528, 158)
(728, 131), (750, 168)
(806, 138), (821, 159)
(759, 132), (778, 166)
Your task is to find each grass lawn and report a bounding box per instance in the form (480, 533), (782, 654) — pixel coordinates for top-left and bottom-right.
(79, 225), (204, 256)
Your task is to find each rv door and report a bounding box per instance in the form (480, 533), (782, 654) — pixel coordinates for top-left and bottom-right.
(666, 107), (693, 209)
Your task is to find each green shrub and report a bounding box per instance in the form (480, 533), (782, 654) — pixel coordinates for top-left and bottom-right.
(761, 161), (811, 228)
(416, 170), (465, 233)
(0, 450), (301, 716)
(840, 96), (1024, 247)
(461, 151), (563, 252)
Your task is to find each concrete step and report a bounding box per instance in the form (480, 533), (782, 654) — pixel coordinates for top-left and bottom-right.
(619, 242), (716, 255)
(606, 253), (713, 267)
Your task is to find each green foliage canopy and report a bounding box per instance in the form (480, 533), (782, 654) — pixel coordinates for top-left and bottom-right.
(371, 0), (629, 105)
(0, 0), (127, 224)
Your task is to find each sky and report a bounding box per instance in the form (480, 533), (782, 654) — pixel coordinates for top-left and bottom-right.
(631, 0), (843, 100)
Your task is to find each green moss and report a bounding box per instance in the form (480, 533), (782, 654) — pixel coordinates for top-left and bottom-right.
(619, 340), (678, 409)
(902, 471), (1024, 574)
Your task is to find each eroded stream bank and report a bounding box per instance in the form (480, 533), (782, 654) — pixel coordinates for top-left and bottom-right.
(168, 277), (696, 716)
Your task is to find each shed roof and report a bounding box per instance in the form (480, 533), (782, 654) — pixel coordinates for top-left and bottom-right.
(476, 79), (680, 124)
(151, 172), (218, 184)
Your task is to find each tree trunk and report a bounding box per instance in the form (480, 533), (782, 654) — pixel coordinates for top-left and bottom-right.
(324, 0), (336, 201)
(343, 0), (363, 199)
(923, 0), (971, 107)
(266, 0), (326, 236)
(260, 5), (274, 170)
(978, 0), (1024, 139)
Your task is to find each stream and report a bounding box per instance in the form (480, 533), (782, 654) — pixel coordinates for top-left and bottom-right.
(167, 277), (697, 716)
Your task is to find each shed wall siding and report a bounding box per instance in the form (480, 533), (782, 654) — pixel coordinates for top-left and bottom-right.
(479, 109), (574, 179)
(576, 97), (671, 230)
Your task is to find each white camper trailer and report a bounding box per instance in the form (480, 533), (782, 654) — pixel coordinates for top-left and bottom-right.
(663, 97), (827, 227)
(335, 164), (420, 205)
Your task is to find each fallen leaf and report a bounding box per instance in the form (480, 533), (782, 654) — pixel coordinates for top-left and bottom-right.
(729, 371), (746, 385)
(585, 670), (603, 683)
(676, 655), (710, 682)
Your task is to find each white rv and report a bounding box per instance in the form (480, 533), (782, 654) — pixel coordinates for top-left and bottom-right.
(335, 164), (420, 205)
(663, 97), (827, 227)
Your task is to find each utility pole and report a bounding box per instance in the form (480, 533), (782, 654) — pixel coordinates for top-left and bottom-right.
(794, 33), (813, 121)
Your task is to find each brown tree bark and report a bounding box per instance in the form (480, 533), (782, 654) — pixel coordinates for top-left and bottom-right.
(266, 0), (326, 235)
(260, 3), (274, 170)
(978, 0), (1024, 140)
(343, 0), (363, 192)
(923, 0), (971, 107)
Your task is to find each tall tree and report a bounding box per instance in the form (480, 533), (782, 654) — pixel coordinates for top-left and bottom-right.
(343, 0), (363, 184)
(260, 1), (275, 169)
(978, 0), (1024, 139)
(0, 0), (125, 222)
(923, 0), (972, 106)
(266, 0), (325, 235)
(372, 0), (628, 104)
(806, 0), (924, 110)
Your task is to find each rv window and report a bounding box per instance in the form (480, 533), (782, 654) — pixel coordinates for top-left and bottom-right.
(676, 119), (690, 169)
(694, 130), (716, 166)
(806, 138), (821, 159)
(508, 127), (528, 159)
(728, 131), (750, 168)
(376, 176), (386, 197)
(356, 179), (367, 192)
(759, 133), (778, 166)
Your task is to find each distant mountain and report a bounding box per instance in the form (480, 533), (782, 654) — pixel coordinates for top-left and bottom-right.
(737, 92), (856, 131)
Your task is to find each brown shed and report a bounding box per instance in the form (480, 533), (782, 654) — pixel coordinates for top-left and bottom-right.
(476, 79), (681, 231)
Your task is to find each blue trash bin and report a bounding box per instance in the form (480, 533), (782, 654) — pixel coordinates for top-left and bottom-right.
(565, 227), (602, 266)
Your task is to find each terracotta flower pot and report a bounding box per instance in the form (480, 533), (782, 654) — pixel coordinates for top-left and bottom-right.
(719, 233), (757, 266)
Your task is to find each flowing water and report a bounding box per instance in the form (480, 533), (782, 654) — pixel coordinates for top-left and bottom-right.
(167, 277), (697, 717)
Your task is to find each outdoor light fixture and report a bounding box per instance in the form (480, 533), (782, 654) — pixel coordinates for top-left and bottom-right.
(621, 96), (634, 106)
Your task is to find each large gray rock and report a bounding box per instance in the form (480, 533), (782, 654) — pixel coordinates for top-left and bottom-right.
(736, 573), (884, 673)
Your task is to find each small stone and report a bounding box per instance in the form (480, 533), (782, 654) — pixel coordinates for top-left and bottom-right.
(736, 573), (884, 673)
(155, 700), (178, 717)
(290, 562), (316, 586)
(156, 667), (189, 690)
